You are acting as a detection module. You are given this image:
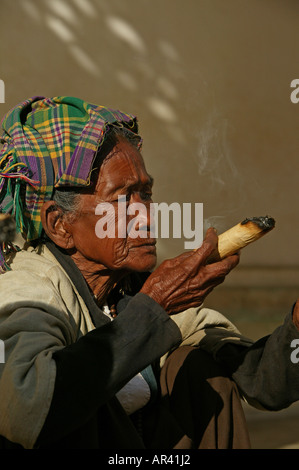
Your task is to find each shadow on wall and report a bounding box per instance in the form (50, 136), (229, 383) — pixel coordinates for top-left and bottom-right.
(4, 0), (250, 245)
(17, 0), (241, 178)
(20, 0), (181, 124)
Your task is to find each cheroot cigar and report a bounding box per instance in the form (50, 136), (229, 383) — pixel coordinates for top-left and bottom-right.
(206, 216), (275, 263)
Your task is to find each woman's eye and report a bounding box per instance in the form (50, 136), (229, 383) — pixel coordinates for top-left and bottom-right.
(141, 192), (152, 201)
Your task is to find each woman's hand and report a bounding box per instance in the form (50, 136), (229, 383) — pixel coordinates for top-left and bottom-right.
(140, 228), (239, 315)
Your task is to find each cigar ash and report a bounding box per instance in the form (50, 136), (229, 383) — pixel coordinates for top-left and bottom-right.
(241, 215), (275, 232)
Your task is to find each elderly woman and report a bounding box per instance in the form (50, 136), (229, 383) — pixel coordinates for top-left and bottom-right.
(0, 97), (298, 450)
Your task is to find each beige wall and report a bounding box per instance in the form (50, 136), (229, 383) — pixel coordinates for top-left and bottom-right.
(1, 0), (299, 336)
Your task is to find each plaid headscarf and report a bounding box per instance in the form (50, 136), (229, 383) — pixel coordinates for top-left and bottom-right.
(0, 96), (141, 271)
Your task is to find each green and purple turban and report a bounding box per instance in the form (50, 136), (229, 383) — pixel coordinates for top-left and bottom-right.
(0, 96), (141, 271)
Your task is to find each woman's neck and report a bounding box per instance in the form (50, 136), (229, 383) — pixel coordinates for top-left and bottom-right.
(70, 251), (127, 305)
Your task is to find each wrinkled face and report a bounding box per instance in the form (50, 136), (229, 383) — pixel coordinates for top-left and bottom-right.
(69, 137), (156, 272)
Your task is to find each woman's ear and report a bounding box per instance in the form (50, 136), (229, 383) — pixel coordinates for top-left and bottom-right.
(40, 201), (75, 249)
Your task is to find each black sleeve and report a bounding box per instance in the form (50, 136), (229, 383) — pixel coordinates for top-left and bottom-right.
(215, 307), (299, 411)
(37, 293), (181, 444)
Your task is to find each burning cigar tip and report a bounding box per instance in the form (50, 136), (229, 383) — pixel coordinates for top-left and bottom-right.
(206, 215), (276, 264)
(241, 215), (275, 231)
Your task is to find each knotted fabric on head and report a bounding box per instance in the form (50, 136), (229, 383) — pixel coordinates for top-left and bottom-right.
(0, 96), (141, 271)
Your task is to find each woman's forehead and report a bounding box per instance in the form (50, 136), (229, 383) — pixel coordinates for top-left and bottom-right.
(95, 140), (152, 192)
